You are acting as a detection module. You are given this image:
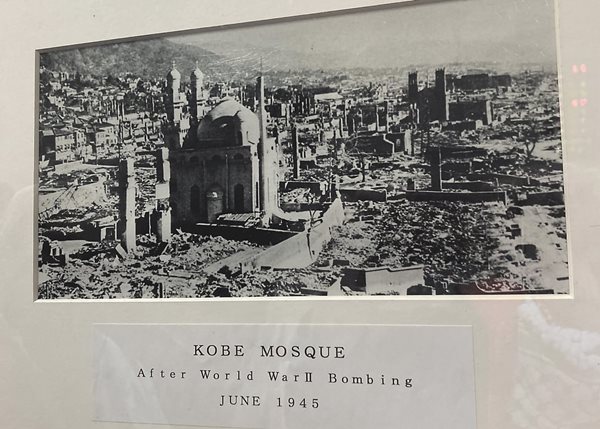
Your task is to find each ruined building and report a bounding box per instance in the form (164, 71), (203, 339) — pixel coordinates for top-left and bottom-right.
(448, 98), (493, 125)
(408, 68), (495, 126)
(408, 68), (449, 125)
(449, 73), (513, 91)
(163, 63), (278, 226)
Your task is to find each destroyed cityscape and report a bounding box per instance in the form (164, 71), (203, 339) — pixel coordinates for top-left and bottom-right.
(37, 0), (569, 299)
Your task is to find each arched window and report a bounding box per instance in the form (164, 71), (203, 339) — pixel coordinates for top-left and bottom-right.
(233, 153), (244, 161)
(234, 184), (244, 212)
(189, 156), (199, 167)
(190, 185), (200, 215)
(211, 154), (222, 164)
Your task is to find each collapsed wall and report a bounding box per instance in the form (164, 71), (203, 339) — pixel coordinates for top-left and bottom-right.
(406, 190), (507, 204)
(39, 179), (109, 219)
(238, 198), (345, 271)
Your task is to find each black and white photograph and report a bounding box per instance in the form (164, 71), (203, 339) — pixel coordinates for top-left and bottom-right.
(36, 0), (569, 299)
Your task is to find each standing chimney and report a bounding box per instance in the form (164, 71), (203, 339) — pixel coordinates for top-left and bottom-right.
(292, 126), (300, 180)
(118, 158), (136, 253)
(430, 146), (442, 191)
(384, 101), (390, 134)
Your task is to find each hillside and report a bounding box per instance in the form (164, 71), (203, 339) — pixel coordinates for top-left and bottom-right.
(39, 38), (227, 80)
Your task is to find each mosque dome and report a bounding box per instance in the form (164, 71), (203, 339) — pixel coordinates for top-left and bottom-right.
(195, 97), (260, 147)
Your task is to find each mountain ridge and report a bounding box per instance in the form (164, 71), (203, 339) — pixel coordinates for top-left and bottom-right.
(40, 38), (226, 80)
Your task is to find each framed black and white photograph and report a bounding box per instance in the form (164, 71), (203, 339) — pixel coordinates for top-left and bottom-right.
(36, 0), (568, 299)
(2, 1), (600, 429)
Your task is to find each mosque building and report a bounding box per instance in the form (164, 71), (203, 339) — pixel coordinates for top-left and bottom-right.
(162, 62), (279, 227)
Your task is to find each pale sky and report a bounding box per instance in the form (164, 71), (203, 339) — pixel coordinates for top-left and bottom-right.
(170, 0), (558, 69)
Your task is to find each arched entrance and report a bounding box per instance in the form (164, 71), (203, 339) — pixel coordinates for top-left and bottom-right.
(233, 184), (244, 212)
(205, 186), (224, 222)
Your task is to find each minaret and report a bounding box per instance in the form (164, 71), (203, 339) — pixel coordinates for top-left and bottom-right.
(257, 75), (267, 210)
(163, 61), (191, 150)
(166, 61), (182, 122)
(190, 61), (205, 121)
(256, 75), (272, 217)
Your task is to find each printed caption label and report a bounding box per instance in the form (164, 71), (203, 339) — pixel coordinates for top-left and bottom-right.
(94, 324), (476, 429)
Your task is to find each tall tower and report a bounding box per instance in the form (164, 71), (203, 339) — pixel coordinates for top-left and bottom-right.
(434, 68), (449, 121)
(165, 61), (183, 122)
(257, 75), (268, 212)
(190, 61), (205, 121)
(256, 75), (276, 220)
(163, 62), (190, 150)
(408, 72), (419, 103)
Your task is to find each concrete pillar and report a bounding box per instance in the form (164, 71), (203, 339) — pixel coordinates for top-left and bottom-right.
(156, 147), (169, 182)
(385, 101), (390, 133)
(403, 130), (412, 154)
(332, 128), (338, 161)
(330, 175), (339, 201)
(291, 126), (300, 180)
(154, 208), (171, 243)
(155, 148), (171, 242)
(118, 158), (136, 253)
(225, 154), (230, 210)
(361, 157), (366, 183)
(430, 146), (442, 191)
(348, 115), (355, 135)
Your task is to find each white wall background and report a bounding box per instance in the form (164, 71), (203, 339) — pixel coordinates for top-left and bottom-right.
(1, 1), (600, 428)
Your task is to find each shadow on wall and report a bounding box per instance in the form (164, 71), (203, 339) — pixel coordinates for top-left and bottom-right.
(239, 198), (345, 271)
